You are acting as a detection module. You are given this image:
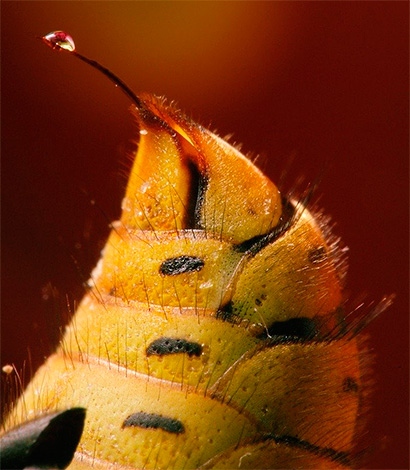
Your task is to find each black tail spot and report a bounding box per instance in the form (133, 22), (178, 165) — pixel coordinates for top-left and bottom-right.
(216, 301), (237, 323)
(308, 246), (327, 263)
(122, 412), (185, 434)
(159, 256), (204, 276)
(258, 317), (318, 341)
(146, 337), (202, 357)
(270, 435), (351, 466)
(342, 377), (359, 393)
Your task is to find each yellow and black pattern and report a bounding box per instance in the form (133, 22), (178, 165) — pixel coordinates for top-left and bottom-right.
(8, 91), (364, 469)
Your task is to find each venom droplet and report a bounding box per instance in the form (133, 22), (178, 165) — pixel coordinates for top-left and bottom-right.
(42, 31), (75, 52)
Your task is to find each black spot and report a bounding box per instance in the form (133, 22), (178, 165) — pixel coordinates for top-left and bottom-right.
(140, 108), (169, 130)
(0, 408), (85, 469)
(146, 337), (202, 357)
(258, 317), (318, 340)
(233, 232), (268, 254)
(308, 246), (327, 263)
(122, 412), (185, 434)
(343, 377), (359, 393)
(234, 197), (296, 255)
(216, 301), (237, 323)
(270, 435), (350, 466)
(193, 171), (208, 229)
(159, 256), (204, 276)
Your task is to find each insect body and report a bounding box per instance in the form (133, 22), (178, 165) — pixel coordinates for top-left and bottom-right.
(4, 32), (369, 469)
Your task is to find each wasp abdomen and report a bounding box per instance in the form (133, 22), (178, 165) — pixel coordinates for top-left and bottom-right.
(8, 40), (363, 469)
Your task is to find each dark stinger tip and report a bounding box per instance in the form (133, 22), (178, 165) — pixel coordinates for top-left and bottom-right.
(0, 407), (86, 469)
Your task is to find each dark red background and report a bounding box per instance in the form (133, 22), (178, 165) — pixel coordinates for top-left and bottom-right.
(1, 2), (408, 469)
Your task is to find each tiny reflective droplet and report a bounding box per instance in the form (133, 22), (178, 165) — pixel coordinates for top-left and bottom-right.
(2, 364), (13, 375)
(43, 31), (76, 52)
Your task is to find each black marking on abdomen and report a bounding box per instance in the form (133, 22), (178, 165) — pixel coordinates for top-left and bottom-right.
(186, 161), (207, 229)
(269, 435), (351, 466)
(159, 256), (204, 276)
(308, 246), (327, 263)
(258, 317), (318, 341)
(216, 301), (239, 323)
(146, 337), (202, 357)
(122, 412), (185, 434)
(234, 197), (296, 255)
(342, 376), (359, 393)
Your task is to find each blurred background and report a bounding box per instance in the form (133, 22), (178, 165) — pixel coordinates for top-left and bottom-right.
(1, 2), (408, 468)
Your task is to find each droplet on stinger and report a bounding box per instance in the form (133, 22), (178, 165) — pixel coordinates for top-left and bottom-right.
(2, 364), (14, 375)
(42, 31), (76, 52)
